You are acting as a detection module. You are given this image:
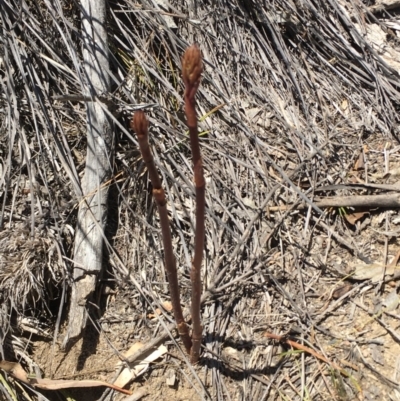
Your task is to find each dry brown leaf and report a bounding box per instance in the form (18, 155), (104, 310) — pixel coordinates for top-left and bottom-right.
(0, 361), (132, 395)
(343, 211), (368, 225)
(32, 378), (132, 394)
(354, 152), (364, 171)
(332, 283), (353, 299)
(0, 361), (30, 383)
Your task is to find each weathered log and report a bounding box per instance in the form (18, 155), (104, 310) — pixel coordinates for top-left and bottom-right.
(62, 0), (113, 349)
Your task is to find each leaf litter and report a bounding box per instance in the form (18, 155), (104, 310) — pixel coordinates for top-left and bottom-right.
(2, 0), (400, 400)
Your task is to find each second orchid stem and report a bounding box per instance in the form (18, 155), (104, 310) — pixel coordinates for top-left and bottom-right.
(131, 111), (192, 353)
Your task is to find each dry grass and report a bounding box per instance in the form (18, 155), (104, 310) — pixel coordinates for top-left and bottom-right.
(1, 0), (400, 400)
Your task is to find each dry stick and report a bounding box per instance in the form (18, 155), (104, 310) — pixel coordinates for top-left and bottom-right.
(131, 111), (192, 353)
(263, 332), (351, 378)
(268, 192), (400, 212)
(182, 45), (205, 364)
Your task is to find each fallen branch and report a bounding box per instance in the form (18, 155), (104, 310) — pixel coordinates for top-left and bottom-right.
(268, 192), (400, 212)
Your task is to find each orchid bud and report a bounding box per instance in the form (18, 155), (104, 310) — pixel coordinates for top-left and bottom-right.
(131, 110), (148, 136)
(182, 44), (203, 89)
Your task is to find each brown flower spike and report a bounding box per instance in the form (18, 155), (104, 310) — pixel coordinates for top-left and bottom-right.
(182, 44), (206, 365)
(132, 110), (149, 139)
(182, 45), (203, 104)
(131, 110), (192, 354)
(182, 44), (203, 85)
(130, 45), (205, 365)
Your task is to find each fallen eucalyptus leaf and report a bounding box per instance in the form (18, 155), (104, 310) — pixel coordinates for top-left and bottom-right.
(0, 361), (132, 395)
(343, 211), (368, 225)
(31, 378), (132, 394)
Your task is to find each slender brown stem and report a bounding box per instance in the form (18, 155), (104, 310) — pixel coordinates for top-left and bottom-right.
(182, 44), (205, 364)
(131, 111), (192, 353)
(264, 332), (351, 377)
